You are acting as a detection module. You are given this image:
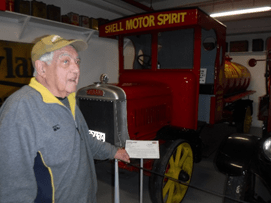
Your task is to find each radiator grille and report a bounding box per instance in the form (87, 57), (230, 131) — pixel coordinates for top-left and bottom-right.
(79, 99), (115, 145)
(135, 104), (167, 127)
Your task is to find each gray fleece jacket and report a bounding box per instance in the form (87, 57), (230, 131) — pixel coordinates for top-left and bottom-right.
(0, 78), (118, 203)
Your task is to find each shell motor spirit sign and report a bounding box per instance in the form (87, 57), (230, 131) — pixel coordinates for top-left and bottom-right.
(0, 40), (34, 106)
(99, 9), (198, 37)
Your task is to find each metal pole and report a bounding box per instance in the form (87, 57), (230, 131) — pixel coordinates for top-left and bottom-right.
(115, 159), (120, 203)
(140, 158), (143, 203)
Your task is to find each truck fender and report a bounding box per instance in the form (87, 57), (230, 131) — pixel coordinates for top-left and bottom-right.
(215, 133), (259, 176)
(156, 125), (202, 163)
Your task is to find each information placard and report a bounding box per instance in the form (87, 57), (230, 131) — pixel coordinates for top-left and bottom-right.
(125, 140), (160, 159)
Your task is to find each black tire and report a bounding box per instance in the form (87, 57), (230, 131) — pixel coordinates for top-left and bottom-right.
(149, 139), (193, 203)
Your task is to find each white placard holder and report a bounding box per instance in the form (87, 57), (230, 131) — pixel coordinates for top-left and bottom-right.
(125, 140), (160, 203)
(200, 68), (207, 84)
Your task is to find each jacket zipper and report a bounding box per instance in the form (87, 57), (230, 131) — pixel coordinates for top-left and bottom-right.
(61, 104), (83, 140)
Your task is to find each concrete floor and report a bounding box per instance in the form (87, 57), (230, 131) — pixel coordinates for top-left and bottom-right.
(95, 127), (265, 203)
(96, 152), (226, 203)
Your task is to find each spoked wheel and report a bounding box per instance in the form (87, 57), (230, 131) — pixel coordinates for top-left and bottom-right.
(243, 106), (252, 133)
(149, 140), (193, 203)
(236, 106), (252, 134)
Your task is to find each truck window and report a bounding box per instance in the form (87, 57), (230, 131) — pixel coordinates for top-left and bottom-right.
(203, 37), (216, 51)
(200, 28), (217, 85)
(158, 28), (194, 69)
(123, 34), (152, 70)
(123, 38), (135, 70)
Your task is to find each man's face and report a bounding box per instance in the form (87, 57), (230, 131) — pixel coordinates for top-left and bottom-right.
(44, 45), (81, 97)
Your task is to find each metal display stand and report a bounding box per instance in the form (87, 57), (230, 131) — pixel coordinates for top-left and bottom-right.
(115, 140), (159, 203)
(115, 159), (120, 203)
(140, 159), (143, 203)
(114, 158), (145, 203)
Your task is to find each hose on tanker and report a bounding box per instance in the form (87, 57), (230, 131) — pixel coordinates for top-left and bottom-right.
(119, 160), (251, 203)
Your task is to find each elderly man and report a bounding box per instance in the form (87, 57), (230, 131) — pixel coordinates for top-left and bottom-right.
(0, 35), (130, 203)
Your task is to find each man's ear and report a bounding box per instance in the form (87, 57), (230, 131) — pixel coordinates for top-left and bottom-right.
(35, 60), (46, 78)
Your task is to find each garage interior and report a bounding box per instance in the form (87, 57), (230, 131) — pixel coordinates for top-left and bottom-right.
(1, 0), (271, 202)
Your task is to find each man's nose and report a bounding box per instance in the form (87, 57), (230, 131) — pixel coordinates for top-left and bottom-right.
(71, 62), (80, 73)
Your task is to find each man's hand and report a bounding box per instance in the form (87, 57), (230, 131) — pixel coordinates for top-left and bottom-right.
(114, 148), (130, 163)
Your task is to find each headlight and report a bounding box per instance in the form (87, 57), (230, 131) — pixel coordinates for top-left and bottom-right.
(263, 137), (271, 160)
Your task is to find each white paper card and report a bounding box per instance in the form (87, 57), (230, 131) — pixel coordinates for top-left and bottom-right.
(89, 129), (105, 142)
(125, 140), (160, 159)
(200, 68), (207, 84)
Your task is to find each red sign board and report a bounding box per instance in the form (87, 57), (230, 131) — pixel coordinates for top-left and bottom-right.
(87, 89), (104, 96)
(99, 9), (198, 37)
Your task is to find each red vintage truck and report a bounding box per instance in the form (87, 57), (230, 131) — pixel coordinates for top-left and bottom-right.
(77, 7), (255, 203)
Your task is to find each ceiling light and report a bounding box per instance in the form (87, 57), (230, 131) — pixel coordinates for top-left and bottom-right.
(210, 6), (271, 18)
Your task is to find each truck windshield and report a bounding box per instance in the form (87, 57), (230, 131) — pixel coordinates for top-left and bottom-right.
(123, 28), (194, 70)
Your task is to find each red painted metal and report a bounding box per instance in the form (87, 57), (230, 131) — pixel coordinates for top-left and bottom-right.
(192, 27), (201, 129)
(99, 8), (229, 129)
(0, 0), (15, 11)
(118, 35), (124, 73)
(0, 1), (6, 11)
(99, 7), (227, 131)
(209, 96), (216, 125)
(214, 44), (225, 123)
(214, 86), (224, 123)
(224, 90), (256, 103)
(119, 71), (198, 130)
(118, 82), (172, 140)
(253, 38), (271, 133)
(266, 38), (271, 133)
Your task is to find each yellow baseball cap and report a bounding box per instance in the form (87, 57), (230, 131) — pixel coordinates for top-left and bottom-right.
(31, 35), (88, 65)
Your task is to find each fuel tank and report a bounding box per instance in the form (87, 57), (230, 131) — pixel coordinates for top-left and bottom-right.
(224, 57), (251, 95)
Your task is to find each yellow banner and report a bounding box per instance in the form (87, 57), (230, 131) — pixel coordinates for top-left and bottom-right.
(0, 40), (34, 106)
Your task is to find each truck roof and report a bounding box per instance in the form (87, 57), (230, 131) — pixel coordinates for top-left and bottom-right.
(99, 7), (226, 38)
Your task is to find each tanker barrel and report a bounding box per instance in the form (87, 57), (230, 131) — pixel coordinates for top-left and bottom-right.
(224, 57), (251, 95)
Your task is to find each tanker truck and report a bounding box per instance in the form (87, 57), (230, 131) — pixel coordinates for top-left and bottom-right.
(77, 7), (255, 203)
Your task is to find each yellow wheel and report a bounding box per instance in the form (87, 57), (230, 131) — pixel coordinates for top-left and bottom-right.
(149, 140), (193, 203)
(243, 106), (252, 134)
(236, 106), (252, 134)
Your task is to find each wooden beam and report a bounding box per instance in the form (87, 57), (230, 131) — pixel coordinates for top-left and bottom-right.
(121, 0), (154, 12)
